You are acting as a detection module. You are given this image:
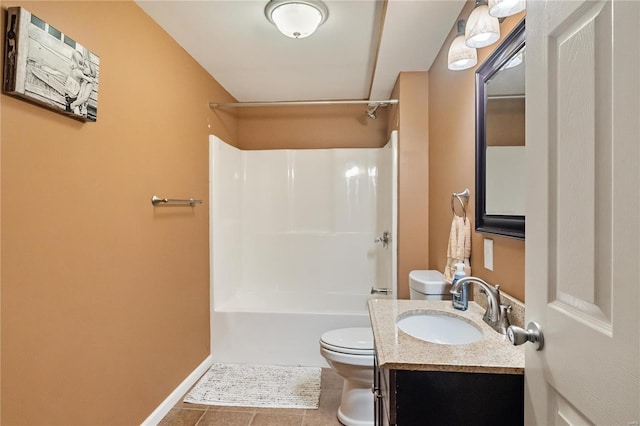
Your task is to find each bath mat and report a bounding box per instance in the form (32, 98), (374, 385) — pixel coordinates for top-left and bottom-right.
(183, 363), (321, 409)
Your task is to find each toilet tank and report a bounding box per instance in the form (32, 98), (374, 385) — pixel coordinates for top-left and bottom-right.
(409, 270), (451, 300)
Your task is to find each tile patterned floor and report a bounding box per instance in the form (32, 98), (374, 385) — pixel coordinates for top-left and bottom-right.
(159, 368), (344, 426)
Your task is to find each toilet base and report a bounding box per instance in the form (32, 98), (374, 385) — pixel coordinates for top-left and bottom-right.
(336, 378), (374, 426)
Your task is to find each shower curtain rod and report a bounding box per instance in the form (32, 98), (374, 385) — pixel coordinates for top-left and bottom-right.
(209, 99), (399, 108)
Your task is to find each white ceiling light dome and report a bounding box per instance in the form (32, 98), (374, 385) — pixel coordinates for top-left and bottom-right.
(448, 34), (478, 71)
(448, 19), (477, 71)
(265, 0), (329, 39)
(488, 0), (526, 18)
(465, 4), (500, 48)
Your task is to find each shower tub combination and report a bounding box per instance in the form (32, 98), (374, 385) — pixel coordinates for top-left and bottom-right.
(209, 133), (397, 367)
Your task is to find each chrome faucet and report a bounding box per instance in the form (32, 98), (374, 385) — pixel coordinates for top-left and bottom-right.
(450, 277), (507, 334)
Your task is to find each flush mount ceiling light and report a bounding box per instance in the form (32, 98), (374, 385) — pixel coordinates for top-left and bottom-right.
(448, 20), (478, 71)
(465, 1), (500, 48)
(488, 0), (526, 18)
(265, 0), (329, 39)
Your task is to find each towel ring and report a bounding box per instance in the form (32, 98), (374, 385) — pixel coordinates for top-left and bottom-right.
(451, 188), (470, 222)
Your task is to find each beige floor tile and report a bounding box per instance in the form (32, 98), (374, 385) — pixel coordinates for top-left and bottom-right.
(320, 369), (344, 390)
(158, 408), (206, 426)
(206, 405), (257, 413)
(302, 411), (342, 426)
(196, 410), (254, 426)
(254, 407), (308, 415)
(316, 390), (343, 418)
(250, 412), (304, 426)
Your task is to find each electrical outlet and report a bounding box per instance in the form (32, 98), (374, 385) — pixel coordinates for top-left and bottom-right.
(484, 238), (494, 271)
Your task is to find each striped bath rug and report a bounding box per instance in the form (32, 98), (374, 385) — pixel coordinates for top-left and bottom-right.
(183, 363), (321, 409)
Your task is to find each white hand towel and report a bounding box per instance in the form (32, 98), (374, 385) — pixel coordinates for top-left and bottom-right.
(444, 216), (472, 283)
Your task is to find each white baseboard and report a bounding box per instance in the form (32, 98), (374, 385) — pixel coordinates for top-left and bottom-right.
(141, 354), (213, 426)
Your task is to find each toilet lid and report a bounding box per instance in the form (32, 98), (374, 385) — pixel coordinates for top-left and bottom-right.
(320, 327), (374, 356)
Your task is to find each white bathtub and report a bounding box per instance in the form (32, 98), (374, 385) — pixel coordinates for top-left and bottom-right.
(211, 291), (376, 367)
(209, 133), (398, 368)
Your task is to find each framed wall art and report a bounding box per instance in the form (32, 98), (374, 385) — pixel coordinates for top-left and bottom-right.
(3, 7), (99, 122)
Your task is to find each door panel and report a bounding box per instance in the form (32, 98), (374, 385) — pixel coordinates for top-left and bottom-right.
(554, 393), (595, 426)
(552, 1), (612, 326)
(526, 1), (640, 424)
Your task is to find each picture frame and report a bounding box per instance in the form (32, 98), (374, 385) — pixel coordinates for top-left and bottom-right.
(3, 7), (99, 122)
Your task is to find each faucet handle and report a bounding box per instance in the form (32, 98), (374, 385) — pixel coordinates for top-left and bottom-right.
(498, 304), (512, 334)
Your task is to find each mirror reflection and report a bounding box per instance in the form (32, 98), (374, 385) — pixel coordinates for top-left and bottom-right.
(485, 46), (525, 216)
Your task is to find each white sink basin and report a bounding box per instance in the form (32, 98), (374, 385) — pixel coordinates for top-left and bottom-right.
(397, 311), (483, 345)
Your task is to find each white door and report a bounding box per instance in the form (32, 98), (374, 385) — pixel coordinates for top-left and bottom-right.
(526, 0), (640, 424)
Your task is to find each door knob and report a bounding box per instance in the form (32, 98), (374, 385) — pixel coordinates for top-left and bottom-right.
(507, 321), (544, 351)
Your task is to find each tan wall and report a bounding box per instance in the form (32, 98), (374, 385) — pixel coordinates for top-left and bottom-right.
(237, 104), (389, 149)
(429, 4), (526, 301)
(0, 2), (236, 425)
(390, 72), (430, 299)
(487, 98), (525, 146)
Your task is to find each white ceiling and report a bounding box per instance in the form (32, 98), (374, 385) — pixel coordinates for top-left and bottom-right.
(135, 0), (466, 102)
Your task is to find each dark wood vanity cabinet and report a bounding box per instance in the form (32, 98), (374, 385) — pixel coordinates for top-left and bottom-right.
(374, 354), (524, 426)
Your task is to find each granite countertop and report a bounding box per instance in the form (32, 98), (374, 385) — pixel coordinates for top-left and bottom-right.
(368, 299), (524, 375)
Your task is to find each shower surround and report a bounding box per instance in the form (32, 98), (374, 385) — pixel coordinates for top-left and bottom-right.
(209, 134), (397, 366)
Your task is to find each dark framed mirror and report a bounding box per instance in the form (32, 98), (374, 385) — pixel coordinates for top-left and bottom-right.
(475, 18), (525, 239)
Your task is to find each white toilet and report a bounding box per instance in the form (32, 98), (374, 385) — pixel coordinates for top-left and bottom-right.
(319, 270), (449, 426)
(320, 327), (374, 426)
(409, 269), (451, 301)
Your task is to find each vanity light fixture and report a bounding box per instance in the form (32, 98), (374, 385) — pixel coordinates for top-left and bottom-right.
(265, 0), (328, 39)
(488, 0), (525, 18)
(448, 19), (478, 71)
(503, 49), (524, 69)
(465, 0), (500, 48)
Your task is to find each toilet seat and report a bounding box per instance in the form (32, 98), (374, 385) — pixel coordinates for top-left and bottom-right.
(320, 327), (374, 356)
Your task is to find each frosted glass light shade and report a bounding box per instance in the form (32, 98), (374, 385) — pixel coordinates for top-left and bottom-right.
(488, 0), (525, 17)
(465, 5), (500, 48)
(503, 49), (524, 69)
(265, 0), (328, 39)
(448, 35), (478, 71)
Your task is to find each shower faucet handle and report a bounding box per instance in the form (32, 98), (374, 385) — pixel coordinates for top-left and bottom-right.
(374, 231), (391, 248)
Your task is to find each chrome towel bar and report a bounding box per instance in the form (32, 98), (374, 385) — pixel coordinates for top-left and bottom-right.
(151, 195), (202, 207)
